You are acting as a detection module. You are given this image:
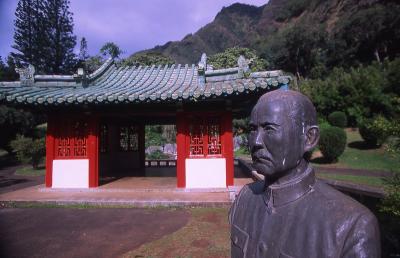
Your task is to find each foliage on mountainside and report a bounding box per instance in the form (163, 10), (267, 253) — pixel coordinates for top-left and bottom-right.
(299, 59), (400, 124)
(208, 47), (267, 71)
(122, 52), (175, 67)
(145, 0), (400, 78)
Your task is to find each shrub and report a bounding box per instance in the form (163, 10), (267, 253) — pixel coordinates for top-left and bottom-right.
(0, 105), (36, 153)
(386, 120), (400, 155)
(380, 173), (400, 217)
(10, 135), (45, 169)
(234, 146), (250, 156)
(359, 116), (392, 147)
(319, 125), (347, 162)
(328, 111), (347, 128)
(359, 119), (378, 146)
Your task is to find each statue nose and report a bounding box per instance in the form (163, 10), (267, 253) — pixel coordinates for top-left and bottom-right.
(255, 129), (263, 146)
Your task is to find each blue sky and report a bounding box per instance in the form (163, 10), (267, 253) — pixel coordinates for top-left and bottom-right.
(0, 0), (267, 60)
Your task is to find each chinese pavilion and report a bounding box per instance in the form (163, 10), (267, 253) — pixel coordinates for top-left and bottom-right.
(0, 54), (291, 189)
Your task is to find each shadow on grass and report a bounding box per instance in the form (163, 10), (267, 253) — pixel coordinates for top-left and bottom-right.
(0, 153), (18, 169)
(0, 177), (29, 187)
(348, 141), (380, 150)
(310, 156), (337, 164)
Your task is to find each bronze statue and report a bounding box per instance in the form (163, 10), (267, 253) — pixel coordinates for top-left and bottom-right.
(229, 90), (380, 258)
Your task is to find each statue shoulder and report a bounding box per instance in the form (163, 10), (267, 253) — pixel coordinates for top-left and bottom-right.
(314, 180), (373, 214)
(238, 180), (264, 199)
(229, 181), (264, 224)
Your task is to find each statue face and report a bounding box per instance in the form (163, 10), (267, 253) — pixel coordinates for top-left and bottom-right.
(249, 99), (305, 179)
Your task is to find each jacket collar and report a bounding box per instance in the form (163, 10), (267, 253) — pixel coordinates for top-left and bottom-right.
(263, 165), (315, 208)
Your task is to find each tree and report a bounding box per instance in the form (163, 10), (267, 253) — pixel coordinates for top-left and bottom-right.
(10, 135), (45, 169)
(78, 37), (89, 62)
(264, 22), (327, 79)
(0, 57), (5, 80)
(299, 60), (400, 125)
(12, 0), (77, 74)
(12, 0), (48, 72)
(100, 42), (123, 59)
(122, 52), (174, 66)
(5, 55), (19, 81)
(208, 47), (267, 71)
(0, 105), (36, 153)
(45, 0), (77, 74)
(77, 37), (89, 69)
(0, 55), (19, 81)
(333, 4), (400, 66)
(85, 55), (105, 73)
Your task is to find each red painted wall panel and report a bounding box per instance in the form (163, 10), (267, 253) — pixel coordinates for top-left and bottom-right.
(45, 116), (55, 187)
(223, 111), (234, 186)
(176, 112), (186, 188)
(88, 116), (99, 188)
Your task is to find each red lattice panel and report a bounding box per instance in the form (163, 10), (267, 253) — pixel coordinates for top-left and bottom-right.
(189, 123), (204, 156)
(57, 137), (70, 157)
(73, 121), (88, 157)
(208, 124), (221, 155)
(55, 120), (88, 158)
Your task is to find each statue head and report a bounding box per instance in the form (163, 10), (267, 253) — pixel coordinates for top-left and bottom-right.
(249, 90), (319, 183)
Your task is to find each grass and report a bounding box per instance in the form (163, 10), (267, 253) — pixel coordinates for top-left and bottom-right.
(312, 129), (400, 172)
(123, 207), (230, 258)
(317, 173), (384, 187)
(15, 166), (45, 176)
(234, 146), (250, 159)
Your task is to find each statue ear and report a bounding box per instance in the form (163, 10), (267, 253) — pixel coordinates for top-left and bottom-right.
(304, 126), (319, 152)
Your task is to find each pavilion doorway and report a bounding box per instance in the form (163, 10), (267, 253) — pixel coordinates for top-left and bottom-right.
(98, 119), (145, 179)
(144, 124), (177, 178)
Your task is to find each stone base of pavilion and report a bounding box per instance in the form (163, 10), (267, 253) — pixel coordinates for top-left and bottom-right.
(0, 176), (252, 208)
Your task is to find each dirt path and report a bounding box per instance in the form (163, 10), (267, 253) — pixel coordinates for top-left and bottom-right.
(0, 207), (190, 258)
(314, 166), (392, 177)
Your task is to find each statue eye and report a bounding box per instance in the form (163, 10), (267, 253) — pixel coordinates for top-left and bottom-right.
(249, 124), (257, 132)
(263, 125), (275, 132)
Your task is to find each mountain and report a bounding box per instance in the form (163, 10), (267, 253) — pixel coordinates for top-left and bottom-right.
(146, 3), (264, 64)
(139, 0), (400, 67)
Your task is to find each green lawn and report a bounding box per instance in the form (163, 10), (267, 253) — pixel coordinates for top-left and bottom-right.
(312, 129), (400, 172)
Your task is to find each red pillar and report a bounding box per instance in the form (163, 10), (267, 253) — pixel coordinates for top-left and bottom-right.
(223, 111), (234, 186)
(176, 112), (186, 188)
(45, 115), (55, 187)
(88, 116), (99, 187)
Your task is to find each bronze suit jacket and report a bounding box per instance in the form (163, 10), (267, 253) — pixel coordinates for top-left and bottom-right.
(229, 167), (380, 258)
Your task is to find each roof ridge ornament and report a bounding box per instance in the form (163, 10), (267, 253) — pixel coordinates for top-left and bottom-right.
(73, 67), (88, 87)
(198, 53), (207, 84)
(87, 57), (114, 81)
(15, 64), (35, 86)
(237, 55), (250, 78)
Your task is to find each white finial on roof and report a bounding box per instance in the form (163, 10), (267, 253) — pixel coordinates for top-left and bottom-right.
(238, 55), (250, 78)
(198, 53), (207, 84)
(15, 64), (35, 86)
(198, 53), (207, 71)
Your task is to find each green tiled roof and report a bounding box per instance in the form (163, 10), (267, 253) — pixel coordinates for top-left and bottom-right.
(0, 57), (291, 106)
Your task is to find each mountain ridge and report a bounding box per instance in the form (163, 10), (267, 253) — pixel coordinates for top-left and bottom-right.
(137, 0), (399, 69)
